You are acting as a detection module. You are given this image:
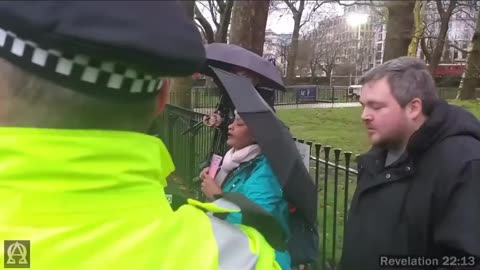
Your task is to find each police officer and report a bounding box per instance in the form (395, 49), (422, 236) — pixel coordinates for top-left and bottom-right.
(0, 2), (282, 269)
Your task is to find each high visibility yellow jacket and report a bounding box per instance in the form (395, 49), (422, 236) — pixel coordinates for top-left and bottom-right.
(0, 127), (281, 270)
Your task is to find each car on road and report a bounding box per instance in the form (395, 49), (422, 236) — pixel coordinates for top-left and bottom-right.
(347, 85), (362, 99)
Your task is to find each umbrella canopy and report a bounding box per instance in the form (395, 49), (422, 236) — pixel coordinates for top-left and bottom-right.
(204, 43), (286, 91)
(208, 66), (317, 225)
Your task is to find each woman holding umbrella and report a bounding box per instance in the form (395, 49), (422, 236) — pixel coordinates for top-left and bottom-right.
(200, 109), (292, 270)
(199, 43), (292, 270)
(201, 65), (275, 128)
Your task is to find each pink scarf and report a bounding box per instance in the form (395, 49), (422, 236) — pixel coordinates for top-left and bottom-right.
(215, 144), (261, 186)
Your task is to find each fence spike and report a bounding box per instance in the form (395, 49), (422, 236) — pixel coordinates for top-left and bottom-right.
(323, 145), (331, 159)
(314, 143), (322, 154)
(334, 148), (342, 160)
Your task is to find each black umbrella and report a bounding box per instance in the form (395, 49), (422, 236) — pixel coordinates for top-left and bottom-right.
(208, 66), (317, 225)
(204, 43), (286, 91)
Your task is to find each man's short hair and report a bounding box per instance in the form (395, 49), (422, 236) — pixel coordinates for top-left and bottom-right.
(0, 58), (156, 132)
(359, 56), (439, 114)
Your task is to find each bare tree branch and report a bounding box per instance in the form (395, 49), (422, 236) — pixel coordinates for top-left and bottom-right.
(207, 0), (220, 27)
(446, 0), (458, 17)
(194, 20), (208, 41)
(421, 37), (433, 62)
(194, 4), (215, 43)
(197, 1), (210, 11)
(449, 43), (469, 54)
(283, 0), (297, 18)
(369, 4), (387, 19)
(334, 0), (385, 8)
(436, 0), (445, 17)
(214, 0), (233, 42)
(216, 0), (226, 12)
(299, 1), (327, 28)
(297, 18), (350, 79)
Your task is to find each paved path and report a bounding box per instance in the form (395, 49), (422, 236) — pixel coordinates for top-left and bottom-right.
(275, 102), (361, 110)
(193, 102), (361, 114)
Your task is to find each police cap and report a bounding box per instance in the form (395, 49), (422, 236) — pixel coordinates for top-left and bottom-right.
(0, 1), (206, 100)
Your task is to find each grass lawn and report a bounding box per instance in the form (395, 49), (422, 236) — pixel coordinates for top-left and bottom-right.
(278, 100), (480, 156)
(277, 99), (480, 266)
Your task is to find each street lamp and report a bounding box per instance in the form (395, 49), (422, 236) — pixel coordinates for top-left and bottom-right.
(346, 13), (369, 27)
(346, 12), (369, 84)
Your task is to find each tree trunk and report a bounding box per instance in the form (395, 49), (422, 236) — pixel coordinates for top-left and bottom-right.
(420, 36), (432, 63)
(309, 62), (317, 83)
(325, 69), (332, 85)
(215, 0), (234, 43)
(170, 0), (196, 109)
(383, 1), (415, 61)
(457, 8), (480, 100)
(428, 0), (458, 74)
(442, 36), (451, 63)
(229, 0), (270, 56)
(286, 15), (302, 84)
(408, 1), (425, 57)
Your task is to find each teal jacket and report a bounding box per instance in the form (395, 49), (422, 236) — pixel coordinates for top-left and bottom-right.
(221, 155), (291, 270)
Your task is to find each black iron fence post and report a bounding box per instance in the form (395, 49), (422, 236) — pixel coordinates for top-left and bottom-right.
(321, 145), (331, 270)
(332, 148), (341, 264)
(343, 152), (352, 235)
(314, 144), (322, 192)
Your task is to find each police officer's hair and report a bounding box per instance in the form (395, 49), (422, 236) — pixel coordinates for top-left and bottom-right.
(0, 58), (156, 132)
(359, 56), (439, 115)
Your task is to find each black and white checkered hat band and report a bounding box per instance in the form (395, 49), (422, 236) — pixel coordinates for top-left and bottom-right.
(0, 26), (163, 97)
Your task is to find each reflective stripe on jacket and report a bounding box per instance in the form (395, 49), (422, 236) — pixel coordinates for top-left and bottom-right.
(0, 127), (281, 270)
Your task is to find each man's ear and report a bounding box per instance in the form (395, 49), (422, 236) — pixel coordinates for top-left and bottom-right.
(154, 79), (171, 117)
(407, 97), (423, 120)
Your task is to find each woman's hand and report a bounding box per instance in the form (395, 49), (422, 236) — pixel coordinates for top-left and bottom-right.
(200, 169), (222, 201)
(199, 167), (209, 179)
(202, 113), (223, 128)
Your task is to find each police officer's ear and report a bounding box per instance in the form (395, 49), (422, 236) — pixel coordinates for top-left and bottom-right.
(154, 79), (171, 117)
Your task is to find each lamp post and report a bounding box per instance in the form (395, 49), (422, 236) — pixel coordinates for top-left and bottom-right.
(346, 12), (369, 84)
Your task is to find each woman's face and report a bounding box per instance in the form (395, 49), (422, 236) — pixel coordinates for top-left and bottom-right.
(227, 114), (255, 150)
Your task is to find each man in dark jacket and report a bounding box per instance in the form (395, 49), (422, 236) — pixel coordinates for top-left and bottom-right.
(340, 56), (480, 270)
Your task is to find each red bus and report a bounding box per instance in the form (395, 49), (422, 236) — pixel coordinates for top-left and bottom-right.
(430, 63), (466, 77)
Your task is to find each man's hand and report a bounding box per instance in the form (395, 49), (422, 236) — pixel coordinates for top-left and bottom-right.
(200, 168), (222, 201)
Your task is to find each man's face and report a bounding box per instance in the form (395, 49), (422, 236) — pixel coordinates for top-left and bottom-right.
(359, 78), (409, 148)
